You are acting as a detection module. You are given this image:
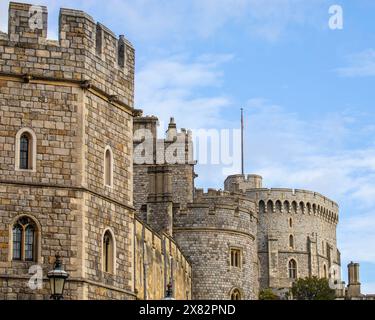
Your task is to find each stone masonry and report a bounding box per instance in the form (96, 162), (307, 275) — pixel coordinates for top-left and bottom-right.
(133, 116), (342, 300)
(1, 2), (344, 301)
(0, 2), (191, 300)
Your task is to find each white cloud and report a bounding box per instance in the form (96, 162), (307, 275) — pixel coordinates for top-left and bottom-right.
(362, 282), (375, 295)
(241, 99), (375, 268)
(136, 53), (235, 129)
(0, 0), (327, 42)
(336, 49), (375, 77)
(245, 99), (375, 204)
(111, 0), (326, 42)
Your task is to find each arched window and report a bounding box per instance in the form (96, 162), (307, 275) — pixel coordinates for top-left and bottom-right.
(230, 248), (241, 268)
(267, 200), (273, 213)
(299, 202), (305, 214)
(103, 230), (114, 274)
(307, 203), (312, 214)
(289, 235), (294, 249)
(284, 201), (290, 213)
(104, 146), (113, 187)
(292, 201), (297, 214)
(20, 133), (30, 169)
(12, 216), (37, 261)
(323, 264), (328, 278)
(288, 259), (297, 279)
(259, 200), (265, 214)
(289, 218), (293, 228)
(275, 200), (282, 213)
(230, 289), (241, 300)
(15, 128), (37, 171)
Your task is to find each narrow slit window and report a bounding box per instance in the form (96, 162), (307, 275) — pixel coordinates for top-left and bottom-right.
(12, 224), (22, 260)
(104, 147), (113, 187)
(289, 235), (294, 248)
(20, 133), (30, 170)
(103, 231), (114, 274)
(25, 225), (35, 261)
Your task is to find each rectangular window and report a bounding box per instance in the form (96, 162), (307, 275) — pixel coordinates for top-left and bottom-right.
(230, 249), (241, 268)
(25, 227), (35, 261)
(13, 227), (22, 260)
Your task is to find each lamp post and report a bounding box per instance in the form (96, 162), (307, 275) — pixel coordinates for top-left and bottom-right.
(164, 282), (175, 300)
(47, 253), (69, 300)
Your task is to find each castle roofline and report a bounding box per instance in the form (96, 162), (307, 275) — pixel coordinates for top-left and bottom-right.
(246, 187), (339, 208)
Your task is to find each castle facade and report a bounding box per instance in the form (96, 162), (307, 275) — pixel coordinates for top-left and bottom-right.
(0, 2), (347, 300)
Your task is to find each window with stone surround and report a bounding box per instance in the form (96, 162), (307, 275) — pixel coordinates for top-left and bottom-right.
(288, 259), (297, 279)
(230, 248), (241, 268)
(104, 146), (114, 187)
(12, 216), (37, 262)
(230, 288), (242, 300)
(289, 235), (294, 249)
(15, 128), (37, 171)
(103, 230), (115, 274)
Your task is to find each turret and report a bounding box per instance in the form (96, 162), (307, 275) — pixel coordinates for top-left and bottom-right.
(133, 115), (196, 229)
(347, 262), (361, 299)
(224, 174), (263, 193)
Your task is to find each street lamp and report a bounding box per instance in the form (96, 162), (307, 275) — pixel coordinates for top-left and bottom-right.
(47, 253), (69, 300)
(164, 282), (175, 300)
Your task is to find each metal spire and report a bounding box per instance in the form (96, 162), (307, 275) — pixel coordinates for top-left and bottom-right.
(241, 108), (244, 176)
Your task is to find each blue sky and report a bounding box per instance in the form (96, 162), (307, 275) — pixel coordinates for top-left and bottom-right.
(1, 0), (375, 293)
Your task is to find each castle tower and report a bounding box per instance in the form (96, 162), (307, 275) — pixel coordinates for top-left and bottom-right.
(146, 165), (173, 236)
(347, 262), (361, 298)
(173, 189), (259, 299)
(133, 115), (196, 234)
(224, 174), (263, 192)
(245, 184), (341, 293)
(0, 2), (136, 299)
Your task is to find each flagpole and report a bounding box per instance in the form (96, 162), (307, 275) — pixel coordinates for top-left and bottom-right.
(241, 108), (244, 176)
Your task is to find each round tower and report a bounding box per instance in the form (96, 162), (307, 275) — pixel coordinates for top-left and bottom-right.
(173, 189), (259, 300)
(245, 187), (341, 294)
(224, 174), (263, 193)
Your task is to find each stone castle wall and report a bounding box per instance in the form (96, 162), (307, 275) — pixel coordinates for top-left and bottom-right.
(0, 1), (343, 301)
(0, 2), (192, 300)
(225, 176), (341, 292)
(173, 189), (259, 299)
(133, 116), (195, 229)
(0, 2), (135, 105)
(134, 219), (192, 300)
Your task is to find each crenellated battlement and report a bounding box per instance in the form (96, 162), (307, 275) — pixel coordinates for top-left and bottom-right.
(245, 187), (339, 224)
(184, 188), (257, 217)
(224, 174), (263, 192)
(0, 2), (135, 107)
(246, 187), (339, 208)
(195, 188), (232, 198)
(133, 115), (195, 165)
(173, 186), (258, 276)
(3, 3), (134, 63)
